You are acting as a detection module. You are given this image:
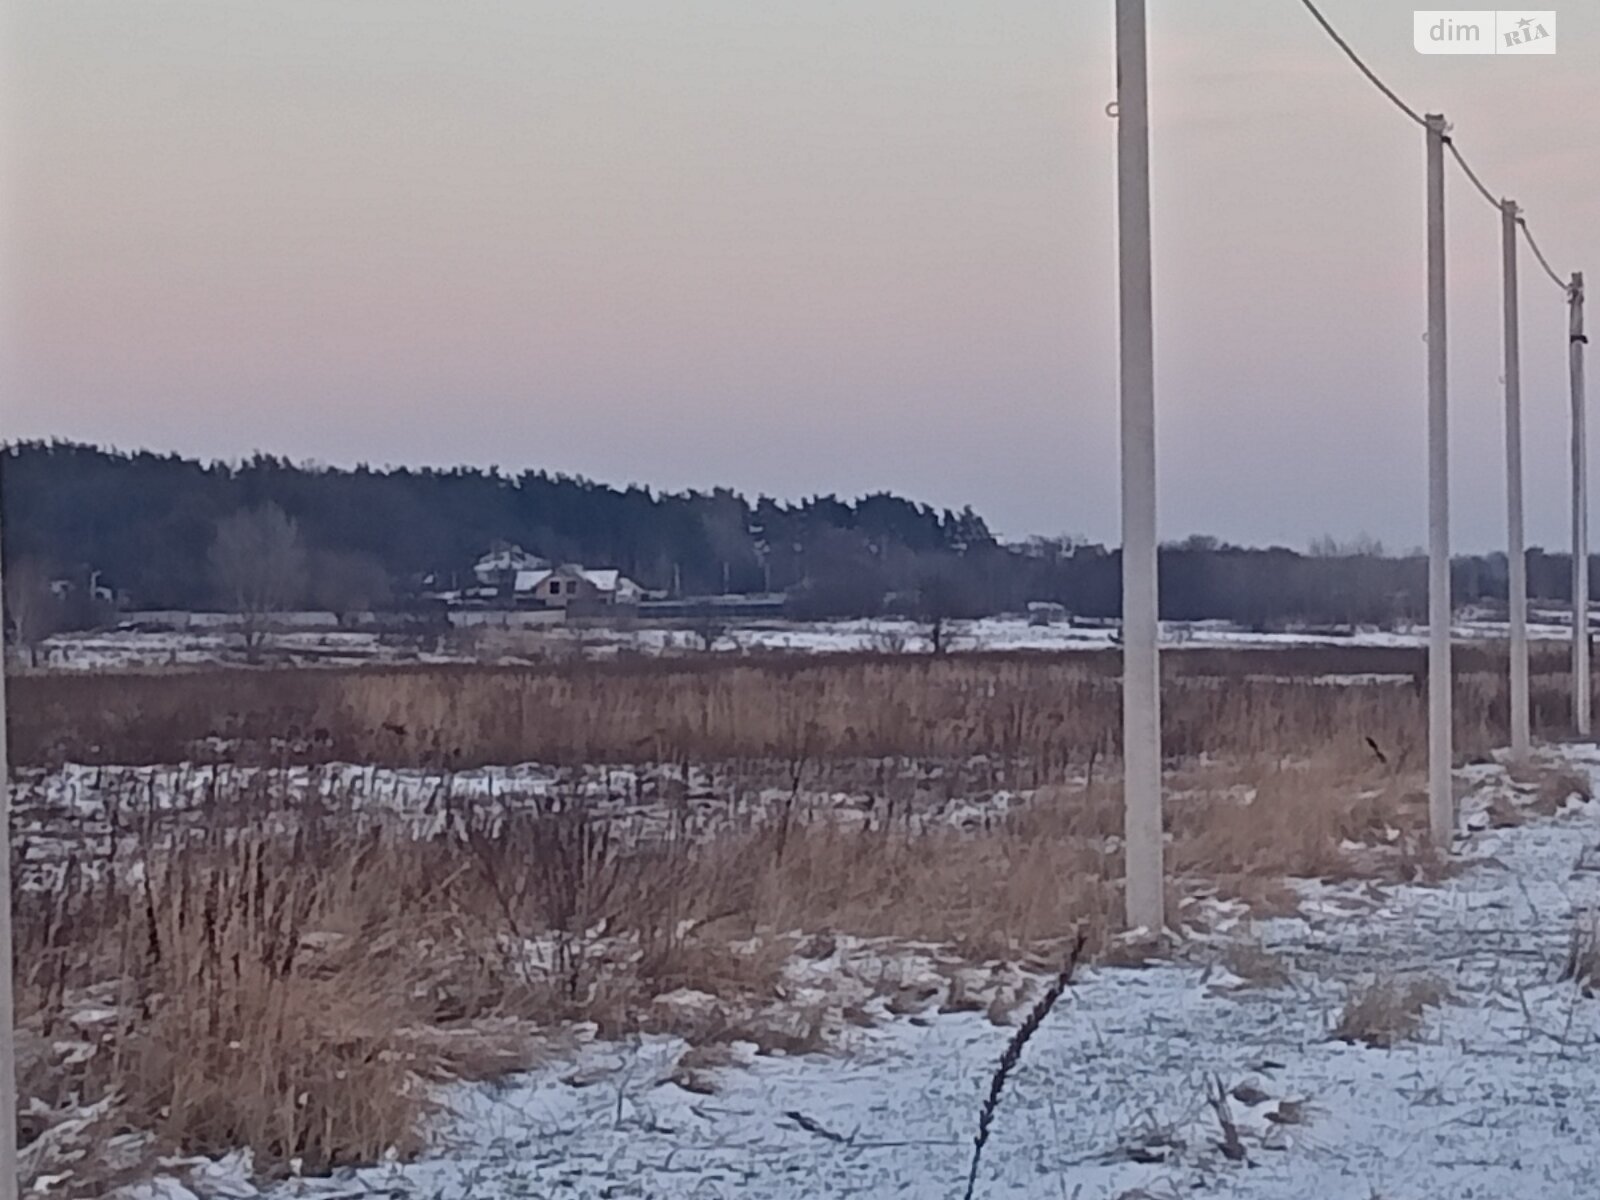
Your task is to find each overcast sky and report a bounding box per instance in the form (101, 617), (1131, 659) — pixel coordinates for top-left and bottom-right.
(3, 2), (1596, 550)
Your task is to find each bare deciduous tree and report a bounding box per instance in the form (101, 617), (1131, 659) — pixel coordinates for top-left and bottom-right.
(914, 560), (980, 655)
(209, 504), (308, 659)
(3, 558), (61, 667)
(309, 550), (392, 627)
(686, 601), (729, 653)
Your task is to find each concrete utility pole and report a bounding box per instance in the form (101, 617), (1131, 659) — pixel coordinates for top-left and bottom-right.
(1425, 114), (1453, 846)
(1502, 199), (1530, 761)
(1572, 271), (1590, 736)
(1115, 0), (1163, 931)
(0, 514), (17, 1200)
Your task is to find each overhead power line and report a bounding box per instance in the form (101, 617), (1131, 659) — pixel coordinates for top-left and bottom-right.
(1294, 0), (1570, 292)
(1291, 0), (1587, 824)
(1519, 219), (1568, 291)
(1293, 0), (1425, 126)
(1445, 137), (1498, 209)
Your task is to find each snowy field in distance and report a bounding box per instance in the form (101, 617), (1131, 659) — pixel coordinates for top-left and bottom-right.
(27, 609), (1578, 672)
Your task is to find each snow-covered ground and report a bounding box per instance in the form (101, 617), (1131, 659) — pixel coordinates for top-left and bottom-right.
(669, 614), (1571, 656)
(28, 612), (1576, 672)
(120, 747), (1600, 1200)
(26, 628), (456, 671)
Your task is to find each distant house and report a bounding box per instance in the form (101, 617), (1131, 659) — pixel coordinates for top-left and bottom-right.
(473, 545), (550, 591)
(49, 569), (118, 607)
(1026, 601), (1068, 626)
(513, 564), (643, 609)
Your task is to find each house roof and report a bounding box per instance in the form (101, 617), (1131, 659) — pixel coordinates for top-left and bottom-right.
(514, 568), (554, 592)
(477, 547), (548, 574)
(510, 564), (639, 595)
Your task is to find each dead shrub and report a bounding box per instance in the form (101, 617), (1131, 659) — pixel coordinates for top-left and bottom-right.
(17, 821), (546, 1195)
(1218, 941), (1292, 989)
(939, 974), (987, 1014)
(722, 813), (1117, 961)
(1169, 758), (1425, 897)
(1534, 767), (1592, 815)
(1560, 912), (1600, 993)
(1332, 975), (1448, 1047)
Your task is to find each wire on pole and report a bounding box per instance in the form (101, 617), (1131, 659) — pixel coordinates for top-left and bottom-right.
(1294, 0), (1573, 297)
(1293, 0), (1426, 126)
(1444, 138), (1499, 210)
(1445, 137), (1573, 295)
(1519, 218), (1569, 292)
(1293, 0), (1591, 834)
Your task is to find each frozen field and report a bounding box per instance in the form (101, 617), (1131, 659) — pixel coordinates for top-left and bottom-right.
(119, 748), (1600, 1200)
(29, 611), (1577, 672)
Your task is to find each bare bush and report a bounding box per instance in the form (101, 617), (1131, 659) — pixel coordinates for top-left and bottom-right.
(1560, 912), (1600, 994)
(18, 823), (536, 1193)
(309, 549), (392, 625)
(1536, 766), (1592, 813)
(1332, 976), (1448, 1047)
(4, 557), (62, 667)
(1218, 941), (1292, 989)
(685, 603), (730, 653)
(209, 504), (308, 659)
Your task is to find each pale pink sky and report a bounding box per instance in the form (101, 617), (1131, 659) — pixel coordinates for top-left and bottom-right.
(3, 2), (1596, 548)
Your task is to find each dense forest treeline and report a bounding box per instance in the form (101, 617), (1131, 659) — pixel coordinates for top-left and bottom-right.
(0, 442), (996, 612)
(0, 442), (1594, 628)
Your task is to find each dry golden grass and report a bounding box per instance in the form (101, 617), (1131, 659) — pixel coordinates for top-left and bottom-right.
(18, 732), (1457, 1194)
(1218, 941), (1293, 989)
(1332, 976), (1449, 1047)
(20, 750), (1407, 1185)
(1485, 761), (1594, 827)
(13, 647), (1555, 1193)
(14, 642), (1585, 770)
(14, 785), (1109, 1192)
(1560, 913), (1600, 994)
(726, 816), (1118, 961)
(1536, 766), (1593, 811)
(19, 826), (545, 1188)
(1168, 758), (1440, 902)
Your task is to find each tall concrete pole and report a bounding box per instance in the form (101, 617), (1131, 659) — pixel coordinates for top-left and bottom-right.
(1573, 271), (1591, 736)
(0, 512), (18, 1200)
(1425, 114), (1453, 846)
(1502, 200), (1530, 761)
(1115, 0), (1163, 931)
